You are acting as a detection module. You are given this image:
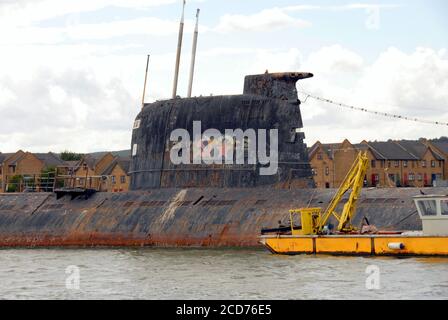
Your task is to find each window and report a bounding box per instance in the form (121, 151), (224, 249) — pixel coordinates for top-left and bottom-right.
(120, 176), (126, 184)
(317, 153), (323, 160)
(132, 143), (138, 156)
(394, 160), (399, 167)
(403, 160), (408, 168)
(371, 160), (376, 168)
(409, 173), (415, 181)
(133, 119), (141, 129)
(422, 160), (426, 168)
(325, 167), (329, 176)
(441, 200), (448, 216)
(417, 173), (422, 181)
(417, 200), (437, 216)
(111, 176), (116, 184)
(431, 160), (435, 168)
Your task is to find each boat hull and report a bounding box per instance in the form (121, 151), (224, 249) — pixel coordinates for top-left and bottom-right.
(260, 234), (448, 256)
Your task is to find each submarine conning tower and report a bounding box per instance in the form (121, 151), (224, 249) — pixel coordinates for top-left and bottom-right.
(130, 72), (315, 189)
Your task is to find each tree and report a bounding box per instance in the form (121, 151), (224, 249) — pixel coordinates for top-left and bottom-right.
(7, 175), (22, 193)
(60, 150), (83, 161)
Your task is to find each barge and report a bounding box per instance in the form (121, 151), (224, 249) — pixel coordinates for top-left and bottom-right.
(260, 152), (448, 256)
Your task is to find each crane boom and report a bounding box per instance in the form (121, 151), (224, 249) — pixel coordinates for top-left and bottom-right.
(318, 151), (369, 232)
(285, 151), (369, 236)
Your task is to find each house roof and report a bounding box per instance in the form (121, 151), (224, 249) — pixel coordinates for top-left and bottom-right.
(320, 143), (341, 159)
(308, 142), (321, 158)
(309, 142), (342, 160)
(4, 151), (26, 165)
(394, 140), (428, 159)
(74, 154), (102, 170)
(61, 161), (79, 168)
(0, 153), (15, 164)
(362, 141), (418, 160)
(353, 143), (383, 159)
(432, 141), (448, 154)
(34, 152), (65, 167)
(100, 157), (130, 176)
(396, 140), (444, 160)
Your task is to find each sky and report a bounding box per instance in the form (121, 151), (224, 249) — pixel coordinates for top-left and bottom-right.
(0, 0), (447, 153)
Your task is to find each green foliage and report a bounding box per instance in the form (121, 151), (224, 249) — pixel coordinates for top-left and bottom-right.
(7, 175), (22, 193)
(41, 165), (56, 175)
(60, 150), (83, 161)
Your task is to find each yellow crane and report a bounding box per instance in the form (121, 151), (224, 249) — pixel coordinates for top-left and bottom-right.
(289, 151), (369, 235)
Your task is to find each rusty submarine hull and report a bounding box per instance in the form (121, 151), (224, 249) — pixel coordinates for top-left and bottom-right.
(1, 187), (447, 247)
(1, 72), (446, 247)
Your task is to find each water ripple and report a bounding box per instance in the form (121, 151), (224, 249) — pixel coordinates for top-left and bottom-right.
(0, 248), (447, 299)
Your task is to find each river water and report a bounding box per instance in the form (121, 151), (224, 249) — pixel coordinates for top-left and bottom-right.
(0, 248), (447, 300)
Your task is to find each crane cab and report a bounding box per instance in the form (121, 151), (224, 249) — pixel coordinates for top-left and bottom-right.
(414, 195), (448, 236)
(289, 208), (321, 235)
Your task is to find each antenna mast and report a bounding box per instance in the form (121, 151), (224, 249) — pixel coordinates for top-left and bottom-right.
(141, 54), (150, 108)
(187, 8), (200, 98)
(172, 0), (186, 99)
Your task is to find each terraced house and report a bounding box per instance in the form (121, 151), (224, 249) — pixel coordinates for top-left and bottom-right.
(70, 153), (130, 192)
(309, 139), (445, 188)
(0, 151), (65, 192)
(426, 138), (448, 186)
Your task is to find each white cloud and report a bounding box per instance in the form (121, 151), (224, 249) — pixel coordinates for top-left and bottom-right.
(214, 8), (311, 33)
(303, 45), (364, 74)
(0, 1), (445, 153)
(298, 46), (448, 144)
(250, 48), (303, 73)
(0, 68), (138, 153)
(0, 0), (180, 27)
(339, 3), (402, 10)
(283, 3), (401, 12)
(1, 42), (447, 153)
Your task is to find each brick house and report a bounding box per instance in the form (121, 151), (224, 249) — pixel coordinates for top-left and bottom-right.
(308, 139), (358, 188)
(100, 157), (130, 192)
(425, 138), (448, 184)
(68, 153), (130, 192)
(308, 139), (445, 188)
(0, 151), (64, 192)
(70, 153), (116, 190)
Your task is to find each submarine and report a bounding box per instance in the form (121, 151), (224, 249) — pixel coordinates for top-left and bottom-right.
(1, 70), (447, 247)
(0, 4), (447, 248)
